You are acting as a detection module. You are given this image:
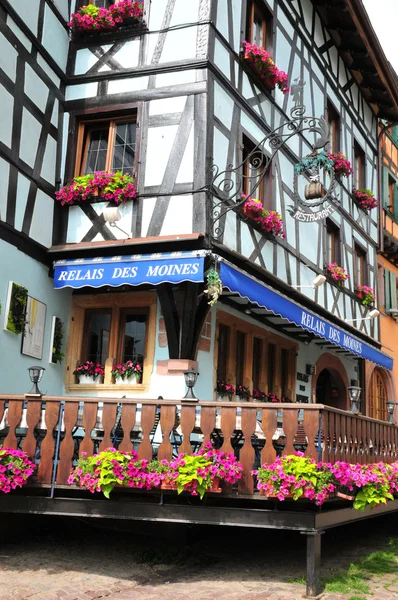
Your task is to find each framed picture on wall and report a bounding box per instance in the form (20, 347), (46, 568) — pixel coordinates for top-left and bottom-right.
(21, 297), (47, 360)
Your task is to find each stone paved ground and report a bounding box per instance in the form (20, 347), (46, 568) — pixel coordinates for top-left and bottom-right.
(1, 515), (398, 600)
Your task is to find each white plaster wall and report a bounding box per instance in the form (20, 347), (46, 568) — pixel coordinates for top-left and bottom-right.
(41, 5), (69, 72)
(9, 0), (40, 36)
(0, 33), (17, 81)
(20, 109), (41, 168)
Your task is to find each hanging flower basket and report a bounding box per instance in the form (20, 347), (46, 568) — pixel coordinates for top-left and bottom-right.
(242, 195), (286, 239)
(242, 41), (290, 94)
(352, 188), (378, 212)
(68, 1), (144, 35)
(56, 171), (136, 206)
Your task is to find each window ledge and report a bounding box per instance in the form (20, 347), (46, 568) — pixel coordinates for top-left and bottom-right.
(67, 384), (148, 394)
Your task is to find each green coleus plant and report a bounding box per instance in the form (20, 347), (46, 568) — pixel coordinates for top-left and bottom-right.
(173, 454), (213, 499)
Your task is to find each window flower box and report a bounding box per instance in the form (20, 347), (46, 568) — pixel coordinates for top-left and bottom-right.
(236, 385), (251, 401)
(68, 1), (144, 35)
(215, 380), (236, 401)
(242, 41), (290, 95)
(242, 195), (286, 239)
(352, 188), (378, 212)
(327, 152), (353, 178)
(325, 263), (349, 286)
(111, 361), (142, 385)
(56, 171), (136, 207)
(355, 285), (376, 306)
(73, 361), (105, 384)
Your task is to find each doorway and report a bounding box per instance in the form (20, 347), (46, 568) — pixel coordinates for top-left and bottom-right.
(316, 368), (345, 409)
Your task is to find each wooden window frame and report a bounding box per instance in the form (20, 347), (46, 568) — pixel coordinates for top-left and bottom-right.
(246, 0), (273, 52)
(65, 291), (157, 392)
(325, 219), (340, 265)
(80, 0), (113, 7)
(388, 174), (396, 213)
(215, 311), (297, 401)
(326, 100), (340, 154)
(242, 133), (272, 209)
(354, 243), (367, 289)
(354, 141), (366, 190)
(74, 114), (138, 178)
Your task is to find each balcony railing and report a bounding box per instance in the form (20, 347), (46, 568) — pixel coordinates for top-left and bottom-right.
(0, 395), (397, 496)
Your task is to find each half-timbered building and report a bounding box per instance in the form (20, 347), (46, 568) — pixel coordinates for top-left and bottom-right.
(1, 0), (397, 408)
(1, 2), (398, 596)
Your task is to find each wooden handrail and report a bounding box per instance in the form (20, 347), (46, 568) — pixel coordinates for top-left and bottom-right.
(0, 396), (396, 496)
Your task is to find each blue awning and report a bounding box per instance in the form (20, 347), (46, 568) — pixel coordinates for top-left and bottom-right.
(220, 261), (393, 371)
(54, 251), (205, 289)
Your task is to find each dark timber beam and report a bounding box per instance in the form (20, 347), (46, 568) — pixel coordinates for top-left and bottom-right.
(302, 531), (323, 598)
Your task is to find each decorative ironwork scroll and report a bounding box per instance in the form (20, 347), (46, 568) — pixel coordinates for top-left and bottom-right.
(210, 78), (339, 239)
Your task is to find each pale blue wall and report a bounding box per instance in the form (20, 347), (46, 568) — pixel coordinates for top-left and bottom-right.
(0, 240), (72, 395)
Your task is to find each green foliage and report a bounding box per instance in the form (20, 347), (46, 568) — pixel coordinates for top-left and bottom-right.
(73, 171), (134, 197)
(73, 450), (131, 499)
(52, 318), (65, 364)
(294, 150), (334, 175)
(175, 454), (213, 499)
(323, 547), (398, 596)
(6, 283), (28, 335)
(353, 482), (394, 511)
(205, 269), (223, 306)
(80, 4), (100, 17)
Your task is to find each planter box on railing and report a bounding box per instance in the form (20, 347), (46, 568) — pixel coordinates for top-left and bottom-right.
(352, 188), (378, 212)
(242, 41), (290, 95)
(68, 1), (144, 36)
(56, 171), (136, 207)
(242, 195), (286, 239)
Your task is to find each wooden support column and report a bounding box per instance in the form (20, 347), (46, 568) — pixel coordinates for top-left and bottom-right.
(158, 282), (210, 361)
(302, 531), (324, 598)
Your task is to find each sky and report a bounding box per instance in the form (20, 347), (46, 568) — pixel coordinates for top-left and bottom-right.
(362, 0), (398, 72)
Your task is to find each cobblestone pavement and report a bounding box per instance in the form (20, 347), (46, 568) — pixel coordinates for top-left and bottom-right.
(1, 515), (398, 600)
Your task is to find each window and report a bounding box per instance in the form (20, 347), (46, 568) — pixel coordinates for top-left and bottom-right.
(388, 175), (395, 211)
(235, 331), (246, 386)
(368, 369), (387, 420)
(385, 269), (398, 312)
(217, 324), (230, 382)
(215, 312), (297, 400)
(82, 309), (112, 365)
(65, 292), (156, 391)
(280, 348), (290, 399)
(354, 244), (367, 288)
(267, 343), (276, 393)
(327, 101), (340, 154)
(76, 116), (137, 177)
(252, 337), (263, 389)
(326, 219), (340, 264)
(246, 0), (269, 48)
(86, 0), (112, 7)
(354, 141), (366, 189)
(242, 135), (272, 208)
(118, 309), (148, 364)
